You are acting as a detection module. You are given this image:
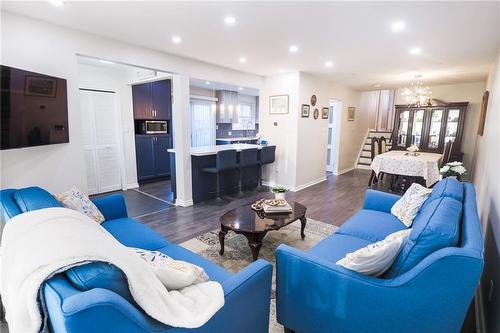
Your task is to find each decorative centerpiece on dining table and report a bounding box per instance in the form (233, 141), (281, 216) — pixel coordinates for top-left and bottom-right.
(406, 144), (420, 156)
(440, 161), (467, 180)
(271, 185), (288, 199)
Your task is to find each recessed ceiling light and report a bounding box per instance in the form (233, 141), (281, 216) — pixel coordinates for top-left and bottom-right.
(224, 16), (236, 25)
(289, 45), (299, 53)
(279, 69), (285, 74)
(98, 59), (115, 65)
(171, 36), (181, 44)
(238, 87), (243, 91)
(48, 0), (64, 7)
(391, 21), (406, 32)
(239, 57), (247, 63)
(409, 47), (422, 55)
(325, 61), (334, 68)
(205, 81), (211, 85)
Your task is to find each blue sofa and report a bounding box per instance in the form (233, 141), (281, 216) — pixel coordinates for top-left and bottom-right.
(276, 179), (484, 333)
(0, 187), (273, 333)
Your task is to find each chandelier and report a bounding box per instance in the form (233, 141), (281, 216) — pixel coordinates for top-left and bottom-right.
(401, 81), (432, 107)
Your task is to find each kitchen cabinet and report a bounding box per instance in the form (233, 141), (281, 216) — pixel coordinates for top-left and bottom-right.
(132, 79), (172, 120)
(392, 102), (468, 160)
(135, 134), (171, 181)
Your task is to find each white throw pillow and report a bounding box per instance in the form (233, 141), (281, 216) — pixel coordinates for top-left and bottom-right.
(336, 229), (411, 277)
(391, 183), (432, 227)
(132, 248), (209, 290)
(54, 188), (105, 224)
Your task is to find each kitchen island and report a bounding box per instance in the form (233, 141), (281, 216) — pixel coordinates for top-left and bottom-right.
(168, 144), (266, 203)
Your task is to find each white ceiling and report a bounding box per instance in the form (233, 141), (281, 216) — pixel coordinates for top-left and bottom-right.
(2, 1), (500, 89)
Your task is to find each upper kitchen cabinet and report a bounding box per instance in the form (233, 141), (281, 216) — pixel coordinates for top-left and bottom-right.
(132, 79), (172, 120)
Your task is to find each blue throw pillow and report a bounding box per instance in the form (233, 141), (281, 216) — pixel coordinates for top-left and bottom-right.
(421, 178), (464, 211)
(385, 196), (462, 277)
(13, 187), (63, 213)
(66, 262), (133, 302)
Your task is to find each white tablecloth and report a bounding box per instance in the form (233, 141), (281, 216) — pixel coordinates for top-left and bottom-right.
(371, 150), (442, 187)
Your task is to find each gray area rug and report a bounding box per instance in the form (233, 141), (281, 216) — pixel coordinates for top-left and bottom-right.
(180, 218), (338, 333)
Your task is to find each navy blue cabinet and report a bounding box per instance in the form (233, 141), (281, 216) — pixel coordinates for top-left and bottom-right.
(135, 135), (171, 181)
(132, 79), (171, 120)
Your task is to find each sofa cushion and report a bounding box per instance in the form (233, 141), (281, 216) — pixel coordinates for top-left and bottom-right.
(157, 243), (232, 283)
(102, 218), (170, 251)
(337, 209), (407, 243)
(421, 178), (464, 210)
(308, 233), (372, 264)
(66, 262), (133, 303)
(385, 196), (462, 277)
(0, 189), (23, 220)
(12, 186), (62, 213)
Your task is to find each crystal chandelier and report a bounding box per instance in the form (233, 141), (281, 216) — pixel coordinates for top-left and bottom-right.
(401, 81), (432, 107)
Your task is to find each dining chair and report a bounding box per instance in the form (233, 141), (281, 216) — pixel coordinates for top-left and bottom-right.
(368, 137), (380, 186)
(441, 140), (454, 167)
(379, 136), (388, 154)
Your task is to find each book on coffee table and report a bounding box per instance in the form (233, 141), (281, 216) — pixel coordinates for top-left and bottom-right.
(262, 200), (293, 213)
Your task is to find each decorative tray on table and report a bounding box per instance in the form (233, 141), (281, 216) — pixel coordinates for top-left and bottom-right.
(251, 199), (292, 214)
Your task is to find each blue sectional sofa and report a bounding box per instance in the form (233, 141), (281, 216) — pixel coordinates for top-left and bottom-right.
(0, 187), (273, 333)
(276, 179), (484, 333)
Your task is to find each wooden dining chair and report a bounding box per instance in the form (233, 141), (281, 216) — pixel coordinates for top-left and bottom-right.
(379, 136), (388, 154)
(441, 140), (454, 167)
(368, 137), (380, 186)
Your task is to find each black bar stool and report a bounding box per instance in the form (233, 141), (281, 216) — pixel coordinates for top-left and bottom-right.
(201, 149), (238, 199)
(259, 145), (276, 187)
(239, 148), (259, 191)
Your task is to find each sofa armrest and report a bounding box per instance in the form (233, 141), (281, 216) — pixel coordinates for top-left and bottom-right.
(92, 194), (128, 221)
(276, 244), (483, 333)
(362, 189), (401, 213)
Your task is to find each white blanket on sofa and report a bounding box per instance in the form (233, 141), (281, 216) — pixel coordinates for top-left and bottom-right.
(0, 208), (224, 332)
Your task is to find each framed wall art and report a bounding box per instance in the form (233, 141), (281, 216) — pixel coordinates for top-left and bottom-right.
(269, 95), (289, 114)
(347, 107), (356, 121)
(301, 104), (310, 117)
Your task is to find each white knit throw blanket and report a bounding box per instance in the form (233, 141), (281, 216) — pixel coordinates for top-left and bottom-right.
(0, 208), (224, 332)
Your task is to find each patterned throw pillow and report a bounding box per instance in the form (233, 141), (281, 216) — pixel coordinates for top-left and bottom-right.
(54, 188), (105, 223)
(391, 183), (432, 227)
(337, 229), (411, 277)
(132, 248), (209, 290)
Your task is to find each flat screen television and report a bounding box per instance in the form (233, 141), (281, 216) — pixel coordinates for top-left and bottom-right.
(1, 65), (69, 150)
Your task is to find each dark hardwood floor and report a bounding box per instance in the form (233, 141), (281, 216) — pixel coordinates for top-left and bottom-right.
(111, 169), (374, 244)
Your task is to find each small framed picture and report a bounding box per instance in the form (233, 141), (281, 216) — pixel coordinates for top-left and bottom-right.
(311, 94), (317, 106)
(313, 108), (319, 119)
(301, 104), (310, 117)
(347, 107), (356, 121)
(322, 107), (329, 119)
(25, 76), (57, 97)
(269, 95), (289, 114)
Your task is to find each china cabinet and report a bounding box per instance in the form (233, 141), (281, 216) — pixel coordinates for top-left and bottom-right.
(392, 102), (468, 161)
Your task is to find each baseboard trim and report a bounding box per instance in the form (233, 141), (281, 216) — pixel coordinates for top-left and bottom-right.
(124, 182), (139, 190)
(334, 166), (355, 175)
(175, 198), (194, 207)
(291, 177), (327, 192)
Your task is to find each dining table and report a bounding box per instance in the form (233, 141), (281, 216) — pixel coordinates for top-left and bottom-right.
(371, 150), (443, 188)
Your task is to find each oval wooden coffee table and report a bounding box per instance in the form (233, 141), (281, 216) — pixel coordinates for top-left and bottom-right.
(218, 202), (307, 261)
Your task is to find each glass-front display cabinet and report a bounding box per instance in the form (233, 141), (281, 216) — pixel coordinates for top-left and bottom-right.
(392, 102), (468, 160)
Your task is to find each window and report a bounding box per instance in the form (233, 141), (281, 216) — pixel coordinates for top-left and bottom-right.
(232, 95), (257, 130)
(190, 99), (216, 147)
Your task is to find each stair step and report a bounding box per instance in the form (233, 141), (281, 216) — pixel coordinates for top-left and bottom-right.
(360, 151), (371, 158)
(357, 164), (371, 170)
(357, 161), (371, 166)
(359, 157), (372, 164)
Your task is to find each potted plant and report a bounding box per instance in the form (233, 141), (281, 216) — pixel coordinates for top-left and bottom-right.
(271, 185), (288, 200)
(440, 161), (467, 180)
(406, 144), (420, 156)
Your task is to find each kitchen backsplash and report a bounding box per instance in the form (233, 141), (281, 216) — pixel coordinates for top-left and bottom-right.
(216, 123), (259, 138)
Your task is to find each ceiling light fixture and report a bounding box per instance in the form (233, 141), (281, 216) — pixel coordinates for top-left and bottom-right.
(289, 45), (299, 53)
(279, 69), (285, 74)
(239, 57), (247, 63)
(171, 36), (182, 44)
(409, 47), (422, 55)
(401, 81), (432, 107)
(391, 21), (406, 32)
(238, 87), (243, 91)
(205, 81), (211, 85)
(325, 61), (333, 68)
(48, 0), (64, 7)
(224, 16), (236, 26)
(98, 59), (115, 65)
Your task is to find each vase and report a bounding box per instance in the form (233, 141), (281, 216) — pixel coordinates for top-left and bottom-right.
(274, 192), (286, 200)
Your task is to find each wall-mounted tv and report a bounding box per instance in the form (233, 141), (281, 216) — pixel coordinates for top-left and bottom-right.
(1, 65), (69, 150)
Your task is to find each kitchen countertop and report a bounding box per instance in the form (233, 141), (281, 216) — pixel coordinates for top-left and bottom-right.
(215, 137), (259, 142)
(168, 143), (264, 156)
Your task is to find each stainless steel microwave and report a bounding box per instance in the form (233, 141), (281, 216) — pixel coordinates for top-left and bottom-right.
(142, 121), (167, 134)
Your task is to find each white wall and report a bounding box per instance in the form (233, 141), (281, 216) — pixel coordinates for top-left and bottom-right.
(471, 49), (500, 333)
(0, 12), (263, 194)
(77, 63), (138, 189)
(395, 81), (486, 171)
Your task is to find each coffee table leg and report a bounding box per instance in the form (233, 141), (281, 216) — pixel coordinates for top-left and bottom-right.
(244, 232), (266, 261)
(300, 216), (307, 239)
(219, 226), (228, 256)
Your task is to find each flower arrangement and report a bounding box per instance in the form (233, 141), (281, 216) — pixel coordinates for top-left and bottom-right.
(271, 185), (288, 199)
(407, 145), (419, 153)
(440, 161), (467, 179)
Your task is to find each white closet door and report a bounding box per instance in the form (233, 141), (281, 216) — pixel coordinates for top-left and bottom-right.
(79, 89), (122, 194)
